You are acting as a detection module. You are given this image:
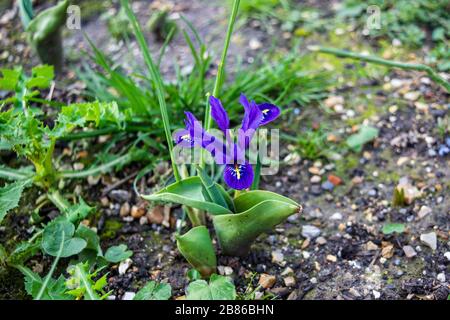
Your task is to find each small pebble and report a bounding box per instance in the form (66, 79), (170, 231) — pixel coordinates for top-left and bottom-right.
(271, 250), (285, 265)
(436, 273), (446, 283)
(321, 181), (334, 191)
(315, 237), (327, 245)
(372, 290), (381, 299)
(330, 212), (343, 220)
(120, 202), (130, 217)
(283, 276), (296, 287)
(258, 274), (276, 289)
(302, 225), (321, 239)
(403, 245), (417, 258)
(122, 292), (135, 300)
(420, 232), (437, 250)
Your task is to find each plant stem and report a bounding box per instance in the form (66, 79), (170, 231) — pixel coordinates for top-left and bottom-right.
(309, 46), (450, 93)
(201, 0), (240, 167)
(47, 189), (70, 213)
(36, 230), (64, 300)
(0, 166), (33, 181)
(59, 153), (132, 178)
(122, 0), (181, 181)
(61, 125), (165, 141)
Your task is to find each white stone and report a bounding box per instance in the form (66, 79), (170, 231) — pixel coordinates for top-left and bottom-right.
(302, 251), (311, 259)
(444, 252), (450, 261)
(437, 272), (446, 283)
(402, 245), (417, 258)
(118, 258), (132, 275)
(330, 212), (343, 220)
(420, 232), (437, 250)
(417, 206), (432, 219)
(271, 250), (285, 265)
(122, 292), (135, 300)
(302, 225), (321, 239)
(372, 290), (381, 299)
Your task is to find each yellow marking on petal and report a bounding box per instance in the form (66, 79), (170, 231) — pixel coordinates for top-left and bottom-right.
(262, 109), (269, 114)
(181, 134), (190, 141)
(234, 165), (241, 180)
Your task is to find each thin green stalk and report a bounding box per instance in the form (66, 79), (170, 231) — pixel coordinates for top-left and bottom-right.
(36, 230), (64, 300)
(121, 0), (181, 181)
(47, 189), (70, 213)
(201, 0), (240, 167)
(59, 153), (133, 178)
(61, 125), (163, 141)
(309, 46), (450, 93)
(0, 166), (33, 181)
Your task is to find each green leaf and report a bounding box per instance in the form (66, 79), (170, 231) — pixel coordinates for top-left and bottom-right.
(42, 220), (87, 257)
(26, 65), (54, 89)
(141, 177), (233, 216)
(104, 244), (133, 263)
(187, 269), (201, 281)
(134, 281), (172, 300)
(65, 262), (101, 300)
(196, 165), (231, 211)
(75, 224), (102, 255)
(0, 68), (21, 91)
(65, 198), (93, 223)
(176, 226), (217, 278)
(233, 190), (299, 213)
(7, 241), (41, 266)
(0, 179), (31, 224)
(213, 199), (301, 256)
(382, 223), (405, 235)
(186, 274), (236, 300)
(18, 265), (71, 300)
(26, 0), (69, 45)
(346, 125), (379, 152)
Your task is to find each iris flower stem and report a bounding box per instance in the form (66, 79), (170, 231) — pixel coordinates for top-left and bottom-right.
(201, 0), (240, 168)
(122, 0), (181, 181)
(309, 46), (450, 93)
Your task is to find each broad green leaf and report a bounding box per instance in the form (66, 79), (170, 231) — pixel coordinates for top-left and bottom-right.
(66, 198), (93, 223)
(0, 179), (31, 224)
(26, 0), (69, 45)
(233, 190), (299, 213)
(186, 280), (211, 300)
(382, 223), (405, 235)
(209, 274), (236, 300)
(134, 281), (172, 300)
(196, 165), (231, 211)
(141, 177), (233, 215)
(0, 68), (21, 91)
(42, 220), (87, 258)
(176, 226), (216, 277)
(346, 125), (379, 152)
(186, 274), (236, 300)
(26, 65), (54, 89)
(75, 225), (102, 255)
(104, 244), (133, 263)
(213, 200), (301, 256)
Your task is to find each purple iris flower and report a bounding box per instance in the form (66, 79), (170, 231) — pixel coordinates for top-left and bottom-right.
(175, 94), (280, 190)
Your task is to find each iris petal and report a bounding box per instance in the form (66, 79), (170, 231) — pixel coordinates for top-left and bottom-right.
(257, 103), (280, 125)
(210, 95), (230, 133)
(223, 162), (254, 190)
